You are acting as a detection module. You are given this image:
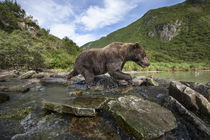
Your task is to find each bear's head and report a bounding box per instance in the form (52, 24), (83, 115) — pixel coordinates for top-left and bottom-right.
(130, 42), (150, 68)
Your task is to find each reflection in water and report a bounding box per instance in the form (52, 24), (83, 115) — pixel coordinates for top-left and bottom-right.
(132, 71), (210, 84)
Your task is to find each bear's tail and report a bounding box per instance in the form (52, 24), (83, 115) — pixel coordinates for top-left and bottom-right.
(67, 70), (78, 80)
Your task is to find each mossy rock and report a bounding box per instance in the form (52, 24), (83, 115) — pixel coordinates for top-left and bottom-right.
(107, 95), (177, 139)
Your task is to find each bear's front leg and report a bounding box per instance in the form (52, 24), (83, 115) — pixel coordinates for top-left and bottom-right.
(108, 70), (133, 85)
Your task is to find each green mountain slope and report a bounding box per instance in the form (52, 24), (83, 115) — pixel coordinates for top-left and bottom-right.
(82, 0), (210, 63)
(0, 0), (81, 70)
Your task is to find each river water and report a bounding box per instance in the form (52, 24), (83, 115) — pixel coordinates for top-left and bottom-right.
(133, 70), (210, 84)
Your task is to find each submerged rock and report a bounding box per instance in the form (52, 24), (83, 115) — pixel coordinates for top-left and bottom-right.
(132, 76), (159, 86)
(169, 81), (210, 120)
(69, 117), (120, 140)
(40, 78), (70, 85)
(0, 85), (29, 93)
(42, 97), (108, 116)
(18, 70), (36, 79)
(0, 93), (9, 103)
(107, 95), (177, 139)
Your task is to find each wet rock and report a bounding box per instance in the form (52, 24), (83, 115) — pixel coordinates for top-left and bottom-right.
(117, 87), (134, 94)
(31, 72), (50, 79)
(50, 72), (68, 78)
(181, 81), (210, 102)
(69, 117), (120, 140)
(107, 95), (177, 139)
(95, 75), (118, 90)
(12, 114), (70, 140)
(0, 79), (6, 82)
(42, 97), (108, 116)
(163, 96), (210, 136)
(18, 70), (36, 79)
(26, 79), (41, 84)
(0, 85), (30, 93)
(153, 77), (173, 88)
(0, 70), (19, 80)
(67, 90), (83, 96)
(40, 78), (70, 85)
(132, 76), (159, 86)
(0, 93), (9, 103)
(169, 81), (210, 120)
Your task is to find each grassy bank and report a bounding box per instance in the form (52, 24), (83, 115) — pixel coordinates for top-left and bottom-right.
(122, 62), (210, 72)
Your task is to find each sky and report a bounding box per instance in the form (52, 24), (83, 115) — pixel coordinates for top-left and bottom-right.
(12, 0), (185, 46)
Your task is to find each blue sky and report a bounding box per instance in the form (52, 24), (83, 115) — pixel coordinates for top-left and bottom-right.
(14, 0), (185, 46)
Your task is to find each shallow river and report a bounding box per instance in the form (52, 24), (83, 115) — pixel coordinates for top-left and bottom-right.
(0, 71), (209, 139)
(133, 70), (210, 84)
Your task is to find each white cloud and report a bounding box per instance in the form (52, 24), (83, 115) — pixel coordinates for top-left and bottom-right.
(17, 0), (73, 26)
(16, 0), (141, 46)
(50, 24), (97, 46)
(78, 0), (139, 30)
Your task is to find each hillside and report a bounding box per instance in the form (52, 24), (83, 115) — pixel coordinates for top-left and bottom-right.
(82, 0), (210, 63)
(0, 0), (81, 70)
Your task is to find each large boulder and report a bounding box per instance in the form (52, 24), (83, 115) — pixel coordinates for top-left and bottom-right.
(181, 81), (210, 102)
(42, 97), (108, 116)
(169, 81), (210, 120)
(18, 71), (36, 79)
(164, 96), (210, 136)
(107, 95), (177, 139)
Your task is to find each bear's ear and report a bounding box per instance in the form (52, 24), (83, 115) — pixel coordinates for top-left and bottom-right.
(133, 42), (140, 49)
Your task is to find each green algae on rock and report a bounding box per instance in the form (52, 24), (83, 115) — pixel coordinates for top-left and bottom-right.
(42, 97), (108, 116)
(107, 95), (177, 139)
(69, 117), (120, 140)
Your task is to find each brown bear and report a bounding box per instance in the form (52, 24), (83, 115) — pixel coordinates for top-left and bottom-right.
(68, 42), (150, 86)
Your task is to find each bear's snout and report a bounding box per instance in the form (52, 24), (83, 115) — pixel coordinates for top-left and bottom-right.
(138, 57), (150, 68)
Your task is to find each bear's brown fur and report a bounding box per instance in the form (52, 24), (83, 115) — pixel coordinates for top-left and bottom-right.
(68, 42), (150, 86)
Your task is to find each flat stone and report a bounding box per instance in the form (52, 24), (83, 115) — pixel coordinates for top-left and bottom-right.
(0, 93), (10, 103)
(40, 78), (70, 85)
(107, 95), (177, 139)
(18, 70), (36, 79)
(42, 97), (108, 116)
(169, 81), (210, 120)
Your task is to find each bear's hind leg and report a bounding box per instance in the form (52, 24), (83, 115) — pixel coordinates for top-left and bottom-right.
(82, 69), (95, 86)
